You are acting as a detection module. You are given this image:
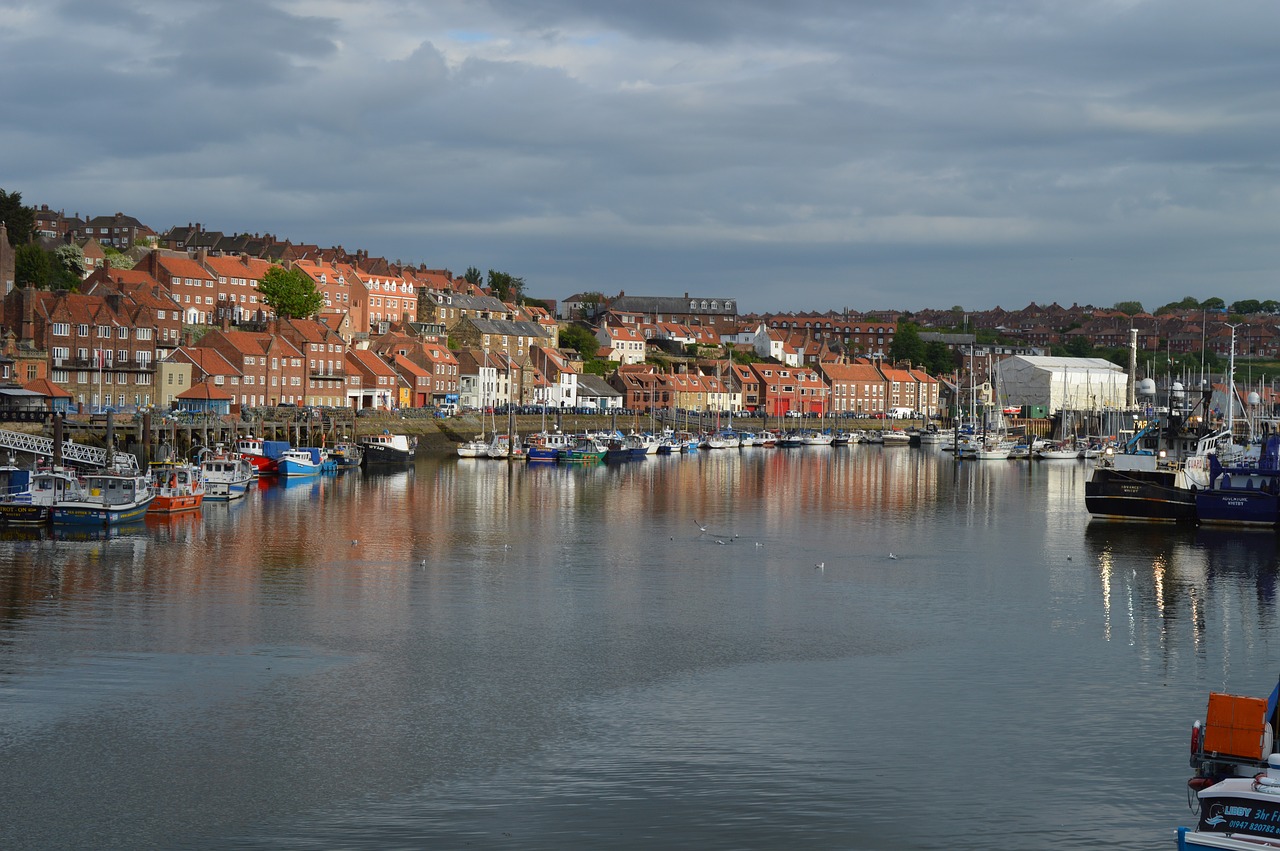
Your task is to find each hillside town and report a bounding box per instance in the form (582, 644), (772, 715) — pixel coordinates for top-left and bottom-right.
(0, 201), (1275, 423)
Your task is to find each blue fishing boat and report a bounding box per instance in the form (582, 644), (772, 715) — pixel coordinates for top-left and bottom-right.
(1194, 435), (1280, 527)
(277, 447), (323, 477)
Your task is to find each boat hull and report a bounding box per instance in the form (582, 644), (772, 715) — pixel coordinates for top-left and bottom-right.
(1195, 489), (1279, 527)
(51, 499), (153, 526)
(0, 503), (50, 526)
(1085, 468), (1196, 522)
(147, 493), (204, 515)
(361, 445), (414, 466)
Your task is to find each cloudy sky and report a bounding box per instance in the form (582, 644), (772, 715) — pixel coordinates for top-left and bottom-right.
(3, 0), (1277, 313)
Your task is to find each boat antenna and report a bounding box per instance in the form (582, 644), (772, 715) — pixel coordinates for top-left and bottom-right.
(1225, 323), (1239, 440)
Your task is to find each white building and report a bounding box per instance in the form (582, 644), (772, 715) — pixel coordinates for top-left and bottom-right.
(993, 356), (1128, 412)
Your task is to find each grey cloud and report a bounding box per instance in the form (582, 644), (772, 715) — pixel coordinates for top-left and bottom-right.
(3, 0), (1279, 311)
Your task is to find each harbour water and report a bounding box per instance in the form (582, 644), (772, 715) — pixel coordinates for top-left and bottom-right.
(1, 446), (1276, 849)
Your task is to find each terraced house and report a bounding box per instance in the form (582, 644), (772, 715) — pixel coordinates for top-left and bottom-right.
(2, 286), (160, 412)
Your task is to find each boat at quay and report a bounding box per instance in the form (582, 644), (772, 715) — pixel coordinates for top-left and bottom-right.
(49, 462), (154, 526)
(1181, 680), (1280, 850)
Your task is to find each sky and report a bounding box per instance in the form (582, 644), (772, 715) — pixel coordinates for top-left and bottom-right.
(3, 0), (1278, 315)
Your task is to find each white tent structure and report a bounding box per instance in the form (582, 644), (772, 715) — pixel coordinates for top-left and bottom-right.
(993, 356), (1128, 413)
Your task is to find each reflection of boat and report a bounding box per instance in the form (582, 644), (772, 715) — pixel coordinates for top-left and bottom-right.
(200, 447), (254, 501)
(147, 461), (205, 515)
(50, 463), (155, 526)
(1181, 680), (1280, 850)
(1194, 435), (1280, 528)
(49, 520), (148, 541)
(360, 432), (416, 467)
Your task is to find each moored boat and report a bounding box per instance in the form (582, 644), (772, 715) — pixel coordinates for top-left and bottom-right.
(0, 465), (84, 526)
(360, 432), (416, 467)
(277, 448), (323, 477)
(147, 461), (205, 515)
(1193, 435), (1280, 528)
(326, 442), (363, 470)
(200, 447), (254, 501)
(50, 462), (154, 526)
(526, 431), (573, 463)
(1181, 680), (1280, 849)
(236, 436), (289, 476)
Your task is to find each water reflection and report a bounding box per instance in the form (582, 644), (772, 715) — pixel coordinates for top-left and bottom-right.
(1, 449), (1279, 849)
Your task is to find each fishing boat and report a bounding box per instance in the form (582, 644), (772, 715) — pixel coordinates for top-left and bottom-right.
(0, 465), (84, 526)
(526, 430), (573, 463)
(236, 436), (289, 476)
(147, 461), (204, 515)
(359, 432), (416, 467)
(1180, 680), (1280, 849)
(200, 446), (254, 501)
(560, 436), (606, 464)
(1085, 424), (1227, 523)
(326, 442), (363, 470)
(50, 461), (154, 526)
(1193, 435), (1280, 527)
(277, 447), (323, 477)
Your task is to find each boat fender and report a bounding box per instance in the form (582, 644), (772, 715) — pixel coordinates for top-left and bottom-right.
(1191, 720), (1201, 757)
(1188, 777), (1215, 792)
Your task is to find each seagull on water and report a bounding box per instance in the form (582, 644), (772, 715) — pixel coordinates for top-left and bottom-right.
(888, 553), (897, 560)
(815, 562), (825, 570)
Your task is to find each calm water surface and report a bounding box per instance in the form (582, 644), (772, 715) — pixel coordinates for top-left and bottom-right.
(0, 446), (1276, 849)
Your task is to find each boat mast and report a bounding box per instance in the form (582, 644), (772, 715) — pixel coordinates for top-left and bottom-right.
(1225, 323), (1239, 440)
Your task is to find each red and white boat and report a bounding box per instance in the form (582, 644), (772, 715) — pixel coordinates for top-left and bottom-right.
(236, 435), (288, 476)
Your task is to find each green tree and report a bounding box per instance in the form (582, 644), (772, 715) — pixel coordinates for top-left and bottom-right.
(463, 266), (483, 286)
(54, 244), (85, 279)
(888, 322), (925, 366)
(14, 243), (54, 288)
(1155, 296), (1202, 315)
(1113, 301), (1144, 315)
(1263, 300), (1280, 314)
(103, 246), (136, 270)
(1201, 297), (1226, 311)
(1065, 335), (1093, 358)
(559, 324), (599, 359)
(1231, 299), (1263, 314)
(923, 340), (955, 375)
(0, 188), (35, 247)
(259, 265), (324, 319)
(487, 269), (525, 303)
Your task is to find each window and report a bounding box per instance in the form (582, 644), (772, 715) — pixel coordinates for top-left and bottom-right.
(77, 324), (89, 336)
(137, 328), (152, 340)
(51, 346), (70, 360)
(52, 323), (70, 336)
